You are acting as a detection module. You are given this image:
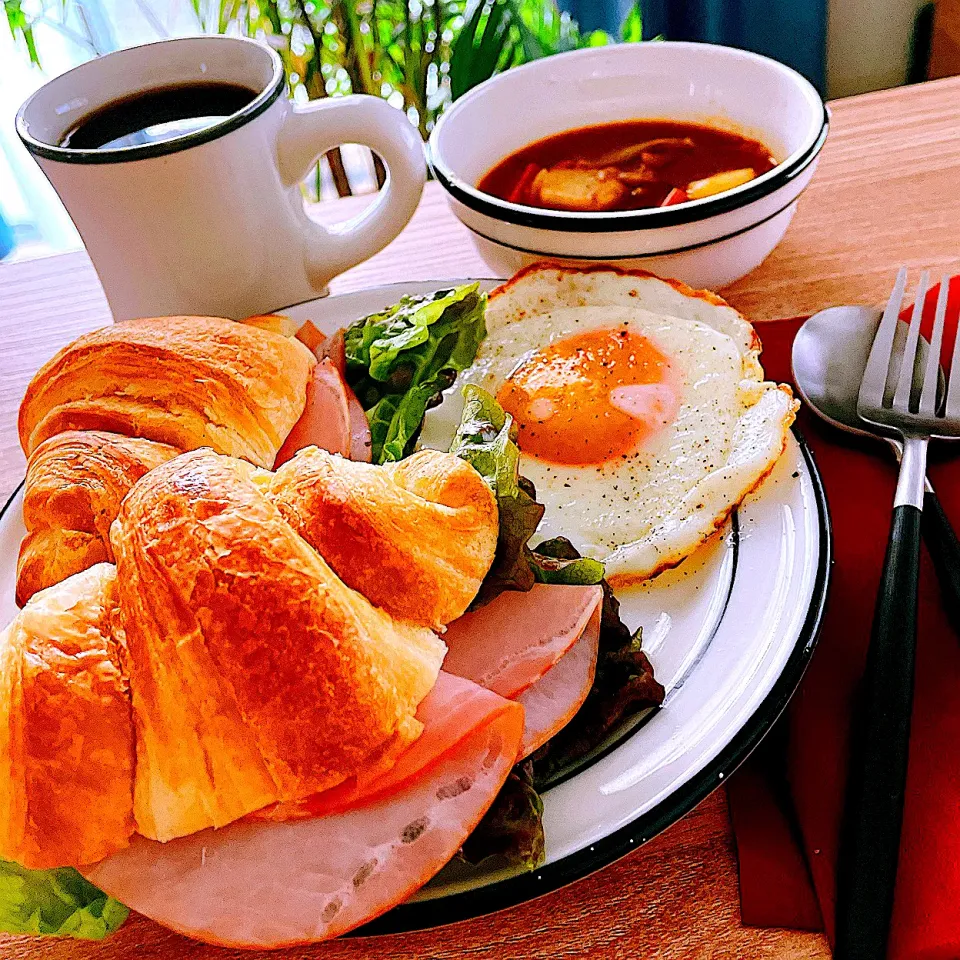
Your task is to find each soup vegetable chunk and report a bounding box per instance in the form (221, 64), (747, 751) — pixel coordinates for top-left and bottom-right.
(478, 120), (778, 213)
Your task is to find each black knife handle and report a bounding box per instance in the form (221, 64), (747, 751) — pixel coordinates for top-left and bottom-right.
(922, 489), (960, 638)
(835, 504), (921, 960)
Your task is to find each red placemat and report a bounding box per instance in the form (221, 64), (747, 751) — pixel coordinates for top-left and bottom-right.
(729, 279), (960, 959)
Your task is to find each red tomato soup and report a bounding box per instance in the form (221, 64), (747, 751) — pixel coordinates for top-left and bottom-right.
(477, 119), (778, 213)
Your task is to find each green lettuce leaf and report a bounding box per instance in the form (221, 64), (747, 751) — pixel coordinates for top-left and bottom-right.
(450, 390), (606, 603)
(450, 383), (521, 496)
(450, 386), (544, 606)
(448, 391), (662, 864)
(530, 536), (606, 587)
(449, 391), (664, 777)
(344, 284), (486, 463)
(0, 860), (128, 940)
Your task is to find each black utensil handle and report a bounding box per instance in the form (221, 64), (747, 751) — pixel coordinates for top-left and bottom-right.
(922, 490), (960, 638)
(835, 504), (922, 960)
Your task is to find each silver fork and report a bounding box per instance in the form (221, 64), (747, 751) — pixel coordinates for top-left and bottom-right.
(835, 267), (960, 960)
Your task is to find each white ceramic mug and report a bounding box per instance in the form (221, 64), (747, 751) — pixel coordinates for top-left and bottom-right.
(16, 36), (426, 321)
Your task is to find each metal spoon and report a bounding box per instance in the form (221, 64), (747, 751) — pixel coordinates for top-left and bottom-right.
(793, 305), (960, 635)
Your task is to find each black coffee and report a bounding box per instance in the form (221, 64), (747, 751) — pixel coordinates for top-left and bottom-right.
(59, 82), (259, 151)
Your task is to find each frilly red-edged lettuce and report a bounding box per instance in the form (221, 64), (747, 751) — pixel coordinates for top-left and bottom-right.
(459, 760), (544, 869)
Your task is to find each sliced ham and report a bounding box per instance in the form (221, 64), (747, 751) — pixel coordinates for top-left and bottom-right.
(256, 672), (521, 820)
(85, 696), (523, 948)
(295, 320), (326, 354)
(442, 583), (603, 699)
(345, 382), (372, 462)
(274, 358), (353, 467)
(312, 328), (372, 461)
(318, 327), (346, 374)
(316, 329), (371, 463)
(516, 601), (600, 758)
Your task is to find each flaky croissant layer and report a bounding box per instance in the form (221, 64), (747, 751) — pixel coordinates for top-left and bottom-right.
(19, 316), (314, 466)
(16, 431), (179, 606)
(0, 446), (499, 868)
(0, 564), (133, 869)
(16, 316), (316, 606)
(114, 450), (448, 842)
(266, 447), (499, 630)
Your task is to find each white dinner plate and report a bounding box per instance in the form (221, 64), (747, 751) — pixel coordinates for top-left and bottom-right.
(0, 280), (830, 934)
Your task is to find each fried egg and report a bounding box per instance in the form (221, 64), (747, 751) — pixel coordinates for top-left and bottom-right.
(419, 265), (798, 585)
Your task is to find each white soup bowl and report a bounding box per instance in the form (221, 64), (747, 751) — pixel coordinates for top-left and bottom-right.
(429, 42), (828, 289)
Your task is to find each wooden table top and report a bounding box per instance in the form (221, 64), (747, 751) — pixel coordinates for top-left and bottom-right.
(2, 74), (960, 960)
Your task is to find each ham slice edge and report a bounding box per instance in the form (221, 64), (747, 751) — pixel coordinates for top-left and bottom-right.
(84, 689), (523, 948)
(253, 672), (521, 821)
(516, 601), (601, 759)
(442, 583), (604, 699)
(274, 358), (371, 467)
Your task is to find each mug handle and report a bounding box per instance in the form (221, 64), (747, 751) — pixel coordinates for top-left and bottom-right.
(277, 95), (426, 290)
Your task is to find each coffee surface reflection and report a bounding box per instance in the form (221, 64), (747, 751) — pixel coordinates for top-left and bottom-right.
(59, 82), (258, 150)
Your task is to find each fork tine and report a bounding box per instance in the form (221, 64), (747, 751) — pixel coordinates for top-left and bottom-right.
(945, 279), (960, 419)
(894, 271), (929, 410)
(919, 275), (949, 415)
(859, 267), (908, 410)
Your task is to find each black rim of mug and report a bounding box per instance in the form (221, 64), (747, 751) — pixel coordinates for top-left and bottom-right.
(15, 37), (286, 165)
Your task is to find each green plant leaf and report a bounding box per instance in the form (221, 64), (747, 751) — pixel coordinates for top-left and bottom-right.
(620, 2), (644, 43)
(450, 1), (496, 100)
(475, 0), (512, 77)
(580, 28), (610, 48)
(4, 0), (40, 66)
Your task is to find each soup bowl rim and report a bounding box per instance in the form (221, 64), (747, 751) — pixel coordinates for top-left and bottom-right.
(428, 42), (829, 235)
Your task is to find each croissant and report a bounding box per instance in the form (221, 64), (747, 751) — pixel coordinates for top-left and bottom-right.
(115, 449), (446, 842)
(0, 564), (133, 870)
(15, 316), (315, 604)
(19, 316), (313, 464)
(16, 431), (178, 606)
(0, 445), (500, 868)
(267, 447), (499, 630)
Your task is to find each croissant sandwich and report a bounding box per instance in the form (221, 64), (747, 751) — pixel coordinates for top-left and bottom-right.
(0, 438), (617, 947)
(1, 285), (664, 947)
(18, 315), (313, 466)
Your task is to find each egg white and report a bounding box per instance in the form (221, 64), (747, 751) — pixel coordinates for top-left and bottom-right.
(420, 267), (797, 585)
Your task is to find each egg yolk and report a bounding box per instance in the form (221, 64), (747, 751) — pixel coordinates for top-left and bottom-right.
(497, 327), (679, 466)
